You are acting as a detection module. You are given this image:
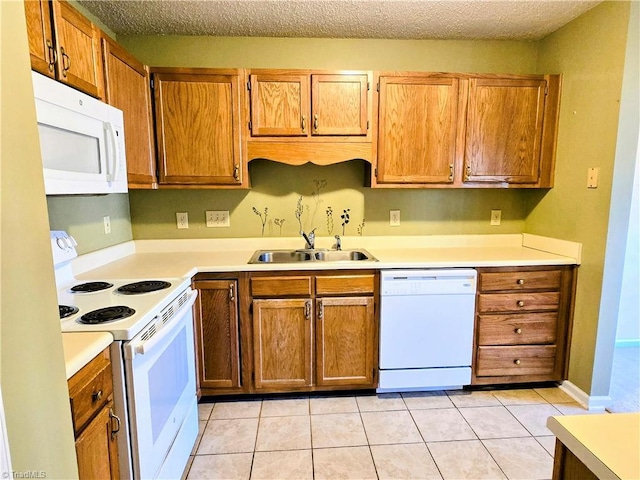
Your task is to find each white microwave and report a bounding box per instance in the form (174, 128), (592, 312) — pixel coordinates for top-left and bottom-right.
(32, 71), (128, 195)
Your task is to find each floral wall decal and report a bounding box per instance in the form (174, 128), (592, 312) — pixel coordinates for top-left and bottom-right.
(274, 218), (286, 235)
(341, 208), (350, 235)
(357, 219), (365, 236)
(252, 206), (268, 236)
(326, 206), (334, 235)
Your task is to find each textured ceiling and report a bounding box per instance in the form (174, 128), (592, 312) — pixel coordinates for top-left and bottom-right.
(79, 0), (602, 40)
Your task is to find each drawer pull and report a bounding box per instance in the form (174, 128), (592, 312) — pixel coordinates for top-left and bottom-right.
(517, 279), (525, 285)
(92, 390), (103, 402)
(517, 300), (525, 307)
(515, 328), (522, 334)
(514, 359), (521, 365)
(109, 409), (121, 439)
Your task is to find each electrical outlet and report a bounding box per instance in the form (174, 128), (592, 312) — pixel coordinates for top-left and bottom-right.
(103, 215), (111, 234)
(176, 212), (189, 229)
(490, 210), (502, 226)
(390, 210), (400, 227)
(206, 210), (230, 227)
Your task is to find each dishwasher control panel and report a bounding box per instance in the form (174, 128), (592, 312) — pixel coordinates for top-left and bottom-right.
(380, 269), (477, 296)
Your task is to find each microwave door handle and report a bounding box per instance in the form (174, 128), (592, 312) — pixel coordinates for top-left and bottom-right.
(105, 122), (119, 182)
(131, 290), (198, 357)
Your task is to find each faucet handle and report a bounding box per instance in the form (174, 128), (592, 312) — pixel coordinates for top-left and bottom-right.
(334, 235), (342, 251)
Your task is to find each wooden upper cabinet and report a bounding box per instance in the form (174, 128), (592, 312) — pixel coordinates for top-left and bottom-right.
(25, 0), (103, 98)
(248, 70), (371, 139)
(250, 74), (309, 136)
(464, 77), (548, 184)
(152, 68), (245, 187)
(311, 74), (368, 136)
(376, 75), (459, 185)
(102, 37), (157, 189)
(24, 0), (55, 77)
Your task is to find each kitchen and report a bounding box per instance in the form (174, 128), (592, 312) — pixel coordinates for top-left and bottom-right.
(1, 0), (638, 479)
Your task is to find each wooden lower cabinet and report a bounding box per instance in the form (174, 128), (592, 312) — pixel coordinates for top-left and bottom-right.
(253, 298), (313, 389)
(472, 266), (576, 385)
(242, 271), (379, 394)
(193, 277), (243, 395)
(316, 296), (375, 386)
(68, 347), (120, 480)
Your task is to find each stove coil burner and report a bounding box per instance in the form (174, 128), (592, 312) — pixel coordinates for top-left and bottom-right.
(79, 306), (136, 324)
(59, 305), (79, 319)
(70, 281), (114, 293)
(116, 280), (172, 295)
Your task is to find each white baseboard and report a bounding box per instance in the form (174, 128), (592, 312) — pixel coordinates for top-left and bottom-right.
(615, 339), (640, 348)
(559, 381), (611, 411)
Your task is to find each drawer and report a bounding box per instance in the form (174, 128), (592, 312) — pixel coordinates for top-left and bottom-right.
(251, 276), (312, 297)
(68, 348), (113, 435)
(477, 312), (558, 346)
(478, 292), (560, 313)
(476, 345), (556, 376)
(479, 270), (562, 292)
(316, 275), (375, 296)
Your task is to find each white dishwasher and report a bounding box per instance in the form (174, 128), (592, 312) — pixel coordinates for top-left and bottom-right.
(378, 269), (477, 392)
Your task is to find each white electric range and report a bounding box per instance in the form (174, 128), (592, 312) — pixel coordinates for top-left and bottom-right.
(52, 231), (198, 480)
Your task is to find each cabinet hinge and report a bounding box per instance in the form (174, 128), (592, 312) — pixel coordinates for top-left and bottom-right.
(150, 77), (154, 89)
(374, 167), (378, 177)
(247, 81), (251, 91)
(366, 120), (370, 130)
(544, 85), (548, 96)
(248, 121), (252, 131)
(367, 81), (370, 91)
(376, 83), (380, 92)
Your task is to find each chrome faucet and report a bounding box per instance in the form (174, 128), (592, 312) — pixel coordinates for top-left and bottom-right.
(334, 235), (342, 251)
(301, 228), (316, 250)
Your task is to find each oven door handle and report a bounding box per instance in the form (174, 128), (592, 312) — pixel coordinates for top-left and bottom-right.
(131, 290), (198, 357)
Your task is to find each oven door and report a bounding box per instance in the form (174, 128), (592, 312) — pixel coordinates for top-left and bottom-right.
(123, 289), (198, 479)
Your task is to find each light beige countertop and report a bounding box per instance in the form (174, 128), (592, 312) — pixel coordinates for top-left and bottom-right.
(62, 332), (113, 379)
(547, 413), (640, 479)
(74, 234), (581, 280)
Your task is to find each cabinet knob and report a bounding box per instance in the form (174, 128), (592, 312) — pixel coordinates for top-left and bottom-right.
(46, 40), (56, 72)
(514, 359), (521, 365)
(313, 113), (319, 131)
(60, 47), (70, 77)
(92, 390), (103, 402)
(233, 164), (240, 182)
(301, 115), (306, 133)
(517, 279), (525, 285)
(517, 300), (525, 307)
(515, 328), (522, 334)
(464, 164), (471, 181)
(109, 409), (121, 439)
(448, 164), (454, 182)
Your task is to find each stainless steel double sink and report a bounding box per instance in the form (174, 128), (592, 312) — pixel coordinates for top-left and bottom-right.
(248, 248), (377, 264)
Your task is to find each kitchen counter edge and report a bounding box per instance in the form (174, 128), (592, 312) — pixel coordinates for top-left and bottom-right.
(62, 332), (113, 379)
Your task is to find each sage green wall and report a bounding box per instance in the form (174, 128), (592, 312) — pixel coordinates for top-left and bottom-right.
(1, 2), (78, 476)
(120, 35), (538, 241)
(527, 1), (631, 394)
(48, 194), (133, 255)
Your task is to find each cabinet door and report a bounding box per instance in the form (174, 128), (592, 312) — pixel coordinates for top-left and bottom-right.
(464, 78), (546, 184)
(153, 70), (243, 185)
(252, 299), (313, 390)
(102, 37), (157, 189)
(377, 76), (459, 184)
(24, 0), (56, 77)
(51, 0), (102, 98)
(311, 74), (368, 136)
(194, 280), (241, 390)
(250, 74), (310, 136)
(316, 297), (375, 387)
(75, 401), (119, 480)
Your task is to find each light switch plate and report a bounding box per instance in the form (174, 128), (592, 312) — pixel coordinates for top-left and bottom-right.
(103, 215), (111, 234)
(206, 210), (230, 227)
(587, 167), (599, 188)
(490, 210), (502, 226)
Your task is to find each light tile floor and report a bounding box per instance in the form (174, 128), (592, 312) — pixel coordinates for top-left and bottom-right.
(184, 387), (600, 480)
